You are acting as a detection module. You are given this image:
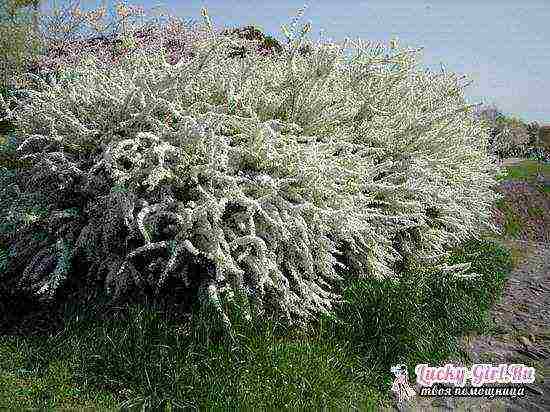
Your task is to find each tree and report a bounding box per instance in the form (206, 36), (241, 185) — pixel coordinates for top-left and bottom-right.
(4, 0), (40, 34)
(0, 0), (44, 89)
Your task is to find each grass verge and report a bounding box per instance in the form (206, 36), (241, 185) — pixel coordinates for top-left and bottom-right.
(497, 159), (550, 194)
(492, 160), (550, 242)
(0, 238), (512, 410)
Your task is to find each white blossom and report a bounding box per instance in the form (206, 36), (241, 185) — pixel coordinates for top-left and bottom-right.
(2, 18), (501, 333)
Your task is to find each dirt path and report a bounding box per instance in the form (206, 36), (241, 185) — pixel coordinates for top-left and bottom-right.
(393, 239), (550, 411)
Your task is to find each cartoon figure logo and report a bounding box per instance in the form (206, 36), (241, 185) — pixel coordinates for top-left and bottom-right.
(391, 364), (416, 403)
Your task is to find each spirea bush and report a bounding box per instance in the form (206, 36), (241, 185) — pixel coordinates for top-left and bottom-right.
(0, 12), (503, 335)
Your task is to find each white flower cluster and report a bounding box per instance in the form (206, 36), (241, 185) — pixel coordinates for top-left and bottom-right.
(490, 125), (530, 158)
(0, 13), (502, 333)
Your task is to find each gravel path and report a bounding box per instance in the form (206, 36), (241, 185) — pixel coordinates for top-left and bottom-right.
(392, 239), (550, 411)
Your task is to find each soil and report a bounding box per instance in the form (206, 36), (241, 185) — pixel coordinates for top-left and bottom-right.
(492, 180), (550, 243)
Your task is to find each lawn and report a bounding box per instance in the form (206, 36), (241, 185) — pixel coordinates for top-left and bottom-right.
(496, 159), (550, 194)
(0, 234), (513, 409)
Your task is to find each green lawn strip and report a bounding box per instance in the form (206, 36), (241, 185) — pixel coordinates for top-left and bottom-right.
(0, 237), (512, 410)
(0, 305), (387, 410)
(0, 335), (121, 410)
(497, 159), (550, 195)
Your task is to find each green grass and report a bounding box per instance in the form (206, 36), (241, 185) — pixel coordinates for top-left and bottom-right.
(495, 198), (523, 239)
(491, 159), (550, 242)
(0, 238), (512, 410)
(527, 206), (545, 218)
(497, 159), (550, 194)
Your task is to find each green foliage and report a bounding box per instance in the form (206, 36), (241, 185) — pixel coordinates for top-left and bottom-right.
(1, 132), (34, 171)
(0, 247), (7, 273)
(0, 336), (120, 410)
(321, 238), (511, 389)
(527, 206), (544, 218)
(445, 238), (511, 306)
(494, 199), (523, 238)
(0, 0), (45, 90)
(0, 300), (387, 409)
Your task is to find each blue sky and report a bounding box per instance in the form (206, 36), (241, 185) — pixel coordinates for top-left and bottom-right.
(41, 0), (550, 123)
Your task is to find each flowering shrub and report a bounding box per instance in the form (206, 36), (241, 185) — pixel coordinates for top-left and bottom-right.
(473, 103), (532, 159)
(0, 10), (502, 336)
(222, 25), (284, 58)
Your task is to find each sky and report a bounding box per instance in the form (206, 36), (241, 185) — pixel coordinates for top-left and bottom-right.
(39, 0), (550, 124)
